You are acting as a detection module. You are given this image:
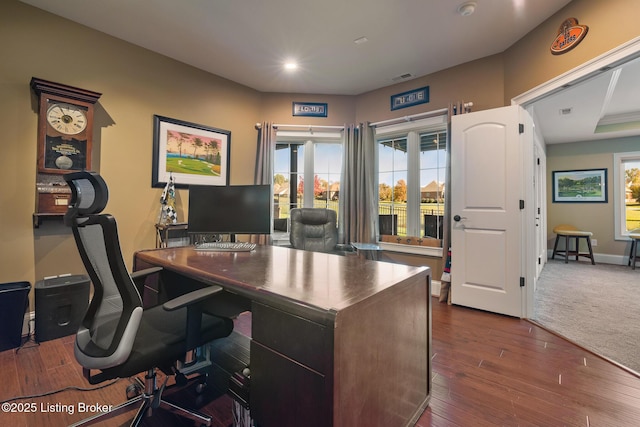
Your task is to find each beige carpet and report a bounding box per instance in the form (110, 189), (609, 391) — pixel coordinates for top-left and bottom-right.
(533, 259), (640, 373)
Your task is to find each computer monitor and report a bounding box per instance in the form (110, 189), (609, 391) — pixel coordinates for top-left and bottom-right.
(187, 184), (272, 236)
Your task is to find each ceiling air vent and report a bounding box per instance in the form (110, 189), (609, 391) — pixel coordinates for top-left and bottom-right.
(559, 107), (572, 115)
(392, 73), (413, 82)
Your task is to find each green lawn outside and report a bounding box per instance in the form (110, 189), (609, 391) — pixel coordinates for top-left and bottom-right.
(166, 157), (220, 176)
(627, 203), (640, 231)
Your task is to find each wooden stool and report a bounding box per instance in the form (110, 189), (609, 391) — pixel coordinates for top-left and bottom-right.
(628, 228), (640, 270)
(551, 224), (595, 265)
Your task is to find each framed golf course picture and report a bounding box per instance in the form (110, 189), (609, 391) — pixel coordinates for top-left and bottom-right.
(552, 168), (607, 203)
(152, 115), (230, 188)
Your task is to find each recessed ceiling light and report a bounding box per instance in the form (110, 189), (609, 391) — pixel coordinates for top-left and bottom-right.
(457, 1), (476, 16)
(284, 62), (298, 71)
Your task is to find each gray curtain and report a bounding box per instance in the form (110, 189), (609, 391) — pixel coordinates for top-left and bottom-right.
(439, 101), (472, 303)
(252, 122), (276, 245)
(254, 122), (275, 185)
(338, 123), (377, 245)
(439, 108), (453, 303)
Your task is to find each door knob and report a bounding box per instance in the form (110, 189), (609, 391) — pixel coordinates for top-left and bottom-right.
(453, 215), (467, 222)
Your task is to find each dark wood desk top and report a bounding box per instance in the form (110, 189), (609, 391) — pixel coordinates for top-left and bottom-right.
(135, 245), (429, 314)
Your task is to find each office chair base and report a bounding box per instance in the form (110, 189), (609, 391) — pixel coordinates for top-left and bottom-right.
(70, 369), (212, 427)
(69, 394), (212, 427)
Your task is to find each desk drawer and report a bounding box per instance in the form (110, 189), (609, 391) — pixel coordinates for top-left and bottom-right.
(251, 341), (329, 427)
(252, 302), (330, 374)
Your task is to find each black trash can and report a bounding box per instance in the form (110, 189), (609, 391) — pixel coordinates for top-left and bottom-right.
(0, 281), (31, 352)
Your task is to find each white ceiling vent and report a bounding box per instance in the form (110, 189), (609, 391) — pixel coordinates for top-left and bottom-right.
(559, 107), (572, 115)
(392, 73), (413, 82)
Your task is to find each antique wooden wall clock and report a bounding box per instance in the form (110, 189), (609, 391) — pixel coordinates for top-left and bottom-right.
(30, 77), (101, 174)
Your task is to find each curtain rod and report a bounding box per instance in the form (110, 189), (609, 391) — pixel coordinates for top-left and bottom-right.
(369, 108), (449, 128)
(272, 124), (344, 130)
(369, 102), (475, 128)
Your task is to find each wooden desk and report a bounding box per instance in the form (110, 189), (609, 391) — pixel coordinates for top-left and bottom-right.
(134, 245), (431, 427)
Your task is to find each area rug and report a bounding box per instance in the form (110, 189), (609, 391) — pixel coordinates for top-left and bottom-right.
(533, 259), (640, 373)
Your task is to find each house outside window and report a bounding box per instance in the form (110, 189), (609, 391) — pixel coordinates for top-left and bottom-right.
(375, 115), (447, 247)
(614, 151), (640, 239)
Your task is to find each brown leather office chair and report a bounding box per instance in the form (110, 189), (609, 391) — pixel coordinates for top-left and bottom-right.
(64, 171), (233, 427)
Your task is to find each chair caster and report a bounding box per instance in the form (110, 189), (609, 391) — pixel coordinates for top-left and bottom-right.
(175, 372), (188, 386)
(125, 381), (143, 399)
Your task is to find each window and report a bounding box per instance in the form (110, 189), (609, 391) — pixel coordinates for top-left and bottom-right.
(420, 130), (447, 240)
(614, 151), (640, 239)
(273, 131), (343, 232)
(375, 115), (447, 246)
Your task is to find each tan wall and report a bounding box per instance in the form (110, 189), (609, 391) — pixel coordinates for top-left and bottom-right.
(3, 0), (640, 305)
(546, 137), (640, 256)
(0, 1), (262, 304)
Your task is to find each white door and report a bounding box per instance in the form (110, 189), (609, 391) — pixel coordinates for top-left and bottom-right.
(451, 105), (529, 317)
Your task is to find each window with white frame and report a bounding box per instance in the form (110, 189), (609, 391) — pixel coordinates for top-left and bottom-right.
(375, 115), (447, 246)
(614, 151), (640, 239)
(273, 130), (343, 233)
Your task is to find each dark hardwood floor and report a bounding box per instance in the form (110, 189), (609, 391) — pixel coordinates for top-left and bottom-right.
(2, 298), (640, 426)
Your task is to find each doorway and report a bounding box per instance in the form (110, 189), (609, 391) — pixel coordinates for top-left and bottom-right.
(513, 36), (640, 318)
(515, 38), (640, 372)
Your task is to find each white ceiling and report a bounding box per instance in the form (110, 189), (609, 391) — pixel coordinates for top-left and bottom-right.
(20, 0), (640, 144)
(531, 55), (640, 144)
(20, 0), (571, 95)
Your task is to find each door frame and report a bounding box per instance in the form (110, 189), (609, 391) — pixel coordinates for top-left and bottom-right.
(512, 36), (640, 319)
(533, 135), (547, 279)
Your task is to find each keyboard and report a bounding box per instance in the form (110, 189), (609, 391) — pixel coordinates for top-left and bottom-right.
(194, 242), (257, 252)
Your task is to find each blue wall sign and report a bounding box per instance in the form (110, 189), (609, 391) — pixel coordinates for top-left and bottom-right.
(292, 102), (328, 117)
(390, 86), (430, 111)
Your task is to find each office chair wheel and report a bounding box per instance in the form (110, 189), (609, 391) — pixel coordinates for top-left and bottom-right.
(125, 382), (143, 399)
(195, 382), (207, 394)
(175, 371), (188, 386)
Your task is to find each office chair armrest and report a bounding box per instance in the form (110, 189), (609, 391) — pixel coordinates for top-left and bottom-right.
(163, 285), (227, 353)
(163, 285), (224, 311)
(130, 266), (163, 280)
(130, 267), (164, 300)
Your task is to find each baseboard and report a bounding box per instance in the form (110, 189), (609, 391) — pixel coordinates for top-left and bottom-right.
(593, 253), (628, 265)
(546, 250), (628, 265)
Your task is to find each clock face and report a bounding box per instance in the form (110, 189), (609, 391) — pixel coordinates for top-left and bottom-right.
(46, 102), (88, 135)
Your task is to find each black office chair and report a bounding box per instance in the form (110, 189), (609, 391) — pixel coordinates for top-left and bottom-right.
(63, 171), (233, 427)
(289, 208), (353, 254)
